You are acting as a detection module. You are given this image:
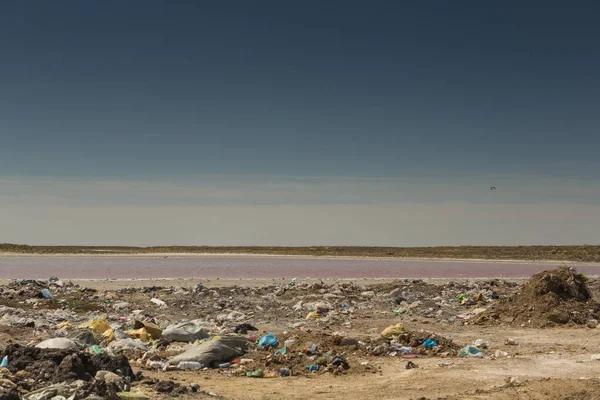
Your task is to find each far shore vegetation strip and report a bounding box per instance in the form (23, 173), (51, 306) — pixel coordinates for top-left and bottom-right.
(1, 244), (599, 262)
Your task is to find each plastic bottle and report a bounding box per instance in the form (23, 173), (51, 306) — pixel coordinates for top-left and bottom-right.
(178, 361), (204, 370)
(218, 362), (231, 368)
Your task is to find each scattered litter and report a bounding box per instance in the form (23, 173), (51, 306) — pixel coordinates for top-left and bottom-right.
(168, 336), (250, 366)
(178, 361), (205, 370)
(381, 323), (405, 339)
(150, 298), (167, 308)
(133, 320), (162, 339)
(494, 350), (509, 358)
(458, 346), (484, 358)
(35, 338), (79, 350)
(405, 361), (419, 369)
(246, 370), (264, 378)
(258, 334), (279, 348)
(306, 311), (320, 320)
(162, 319), (211, 342)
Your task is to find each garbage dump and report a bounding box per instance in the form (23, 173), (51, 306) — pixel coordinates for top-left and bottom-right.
(1, 271), (597, 398)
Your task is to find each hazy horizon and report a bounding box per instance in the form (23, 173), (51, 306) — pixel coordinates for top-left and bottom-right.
(1, 1), (599, 246)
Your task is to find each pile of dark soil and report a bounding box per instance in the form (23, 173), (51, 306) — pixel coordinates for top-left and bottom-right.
(480, 267), (600, 327)
(1, 344), (134, 383)
(0, 344), (134, 398)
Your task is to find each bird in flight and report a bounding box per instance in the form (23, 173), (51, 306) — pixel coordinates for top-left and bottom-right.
(490, 186), (496, 190)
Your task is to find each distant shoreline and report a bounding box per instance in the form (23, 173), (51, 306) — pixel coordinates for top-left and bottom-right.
(2, 251), (600, 266)
(1, 244), (599, 262)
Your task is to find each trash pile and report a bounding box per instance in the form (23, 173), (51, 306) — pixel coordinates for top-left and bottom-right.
(372, 322), (460, 358)
(479, 267), (600, 327)
(371, 279), (518, 323)
(0, 273), (566, 397)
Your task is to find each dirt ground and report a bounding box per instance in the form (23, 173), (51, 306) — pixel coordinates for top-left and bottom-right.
(2, 273), (600, 399)
(2, 243), (600, 262)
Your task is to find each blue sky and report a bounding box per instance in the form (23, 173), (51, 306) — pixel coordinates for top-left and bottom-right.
(1, 1), (599, 245)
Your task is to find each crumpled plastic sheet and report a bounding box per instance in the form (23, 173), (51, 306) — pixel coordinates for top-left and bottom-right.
(23, 380), (87, 400)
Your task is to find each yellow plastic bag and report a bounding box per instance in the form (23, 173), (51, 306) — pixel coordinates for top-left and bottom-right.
(133, 320), (162, 339)
(125, 328), (150, 342)
(87, 319), (111, 335)
(103, 328), (115, 343)
(306, 311), (320, 320)
(381, 323), (405, 338)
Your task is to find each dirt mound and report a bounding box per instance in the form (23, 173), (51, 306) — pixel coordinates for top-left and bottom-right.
(480, 267), (600, 327)
(1, 344), (135, 383)
(0, 344), (135, 398)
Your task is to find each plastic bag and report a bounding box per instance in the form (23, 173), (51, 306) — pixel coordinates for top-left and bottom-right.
(85, 319), (112, 336)
(163, 320), (211, 342)
(306, 311), (320, 320)
(35, 338), (79, 350)
(381, 323), (405, 339)
(125, 328), (151, 342)
(133, 320), (162, 339)
(458, 345), (483, 358)
(168, 336), (250, 366)
(258, 334), (279, 348)
(274, 346), (290, 356)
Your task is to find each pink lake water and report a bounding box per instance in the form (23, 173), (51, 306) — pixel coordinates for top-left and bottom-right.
(1, 256), (599, 279)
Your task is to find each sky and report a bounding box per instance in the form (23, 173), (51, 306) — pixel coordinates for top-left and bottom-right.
(1, 1), (599, 246)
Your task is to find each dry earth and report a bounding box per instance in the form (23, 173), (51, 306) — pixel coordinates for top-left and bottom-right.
(2, 244), (600, 262)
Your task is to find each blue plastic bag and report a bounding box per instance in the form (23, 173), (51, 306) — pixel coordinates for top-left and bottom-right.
(307, 364), (319, 372)
(40, 289), (53, 299)
(1, 356), (8, 368)
(423, 338), (439, 349)
(258, 334), (279, 348)
(274, 346), (290, 356)
(458, 345), (483, 358)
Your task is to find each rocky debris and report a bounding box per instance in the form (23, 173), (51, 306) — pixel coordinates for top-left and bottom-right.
(480, 267), (600, 327)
